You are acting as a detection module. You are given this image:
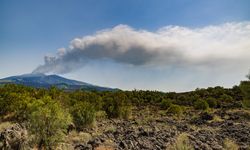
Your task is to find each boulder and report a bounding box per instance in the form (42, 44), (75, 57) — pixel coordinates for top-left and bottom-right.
(0, 123), (28, 150)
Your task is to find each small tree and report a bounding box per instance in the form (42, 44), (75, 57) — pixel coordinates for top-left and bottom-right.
(10, 93), (34, 121)
(28, 96), (72, 150)
(103, 92), (132, 119)
(167, 104), (183, 117)
(206, 97), (217, 108)
(194, 99), (209, 110)
(240, 82), (250, 108)
(120, 105), (132, 120)
(103, 97), (120, 118)
(219, 94), (233, 103)
(71, 101), (96, 129)
(160, 98), (172, 109)
(239, 71), (250, 108)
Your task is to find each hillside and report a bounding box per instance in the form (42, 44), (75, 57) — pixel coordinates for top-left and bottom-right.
(0, 73), (117, 91)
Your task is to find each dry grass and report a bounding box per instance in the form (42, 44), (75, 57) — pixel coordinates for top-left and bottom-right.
(0, 121), (13, 132)
(105, 125), (116, 133)
(227, 109), (250, 114)
(169, 133), (194, 150)
(95, 140), (116, 150)
(189, 125), (200, 131)
(96, 111), (107, 120)
(95, 146), (114, 150)
(223, 138), (239, 150)
(55, 143), (74, 150)
(208, 115), (224, 123)
(66, 131), (92, 144)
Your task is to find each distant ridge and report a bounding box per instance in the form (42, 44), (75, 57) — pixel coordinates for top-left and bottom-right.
(0, 73), (118, 91)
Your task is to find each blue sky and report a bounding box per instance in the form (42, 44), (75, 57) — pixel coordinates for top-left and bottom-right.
(1, 0), (250, 91)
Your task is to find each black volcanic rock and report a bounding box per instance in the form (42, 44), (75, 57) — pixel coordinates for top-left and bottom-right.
(0, 73), (117, 91)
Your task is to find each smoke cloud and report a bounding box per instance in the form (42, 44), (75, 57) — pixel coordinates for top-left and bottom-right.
(33, 22), (250, 74)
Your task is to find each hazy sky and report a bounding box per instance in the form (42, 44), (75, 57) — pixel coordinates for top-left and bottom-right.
(1, 0), (250, 91)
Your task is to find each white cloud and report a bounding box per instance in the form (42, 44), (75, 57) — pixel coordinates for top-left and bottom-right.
(33, 22), (250, 74)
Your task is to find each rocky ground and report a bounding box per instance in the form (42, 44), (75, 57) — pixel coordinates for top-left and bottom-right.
(1, 107), (250, 150)
(73, 107), (250, 150)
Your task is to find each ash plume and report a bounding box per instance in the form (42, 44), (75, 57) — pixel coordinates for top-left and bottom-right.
(33, 22), (250, 74)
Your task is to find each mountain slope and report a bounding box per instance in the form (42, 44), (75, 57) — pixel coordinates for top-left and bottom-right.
(0, 73), (117, 91)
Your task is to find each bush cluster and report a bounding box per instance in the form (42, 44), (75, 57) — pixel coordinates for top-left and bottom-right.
(160, 98), (172, 109)
(103, 92), (132, 119)
(167, 104), (183, 117)
(71, 101), (96, 129)
(28, 96), (72, 149)
(194, 99), (209, 110)
(206, 97), (217, 108)
(240, 81), (250, 108)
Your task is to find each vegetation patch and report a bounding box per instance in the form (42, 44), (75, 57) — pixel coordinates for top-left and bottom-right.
(169, 133), (194, 150)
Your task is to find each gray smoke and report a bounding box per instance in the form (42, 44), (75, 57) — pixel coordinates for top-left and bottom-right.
(33, 22), (250, 74)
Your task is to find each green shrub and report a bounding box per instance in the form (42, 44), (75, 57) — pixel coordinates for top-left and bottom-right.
(167, 104), (183, 117)
(194, 99), (209, 110)
(96, 111), (107, 120)
(242, 99), (250, 108)
(219, 94), (233, 103)
(71, 101), (96, 129)
(103, 97), (120, 118)
(0, 96), (6, 116)
(176, 95), (188, 105)
(28, 96), (72, 149)
(85, 92), (103, 111)
(103, 92), (132, 119)
(0, 91), (34, 121)
(11, 93), (34, 121)
(160, 98), (172, 109)
(217, 94), (234, 108)
(121, 105), (132, 120)
(69, 91), (103, 111)
(240, 81), (250, 109)
(186, 94), (199, 106)
(206, 97), (217, 108)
